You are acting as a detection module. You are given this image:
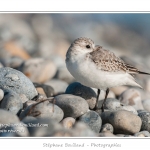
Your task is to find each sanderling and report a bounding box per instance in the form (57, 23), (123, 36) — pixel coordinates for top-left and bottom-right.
(65, 37), (150, 112)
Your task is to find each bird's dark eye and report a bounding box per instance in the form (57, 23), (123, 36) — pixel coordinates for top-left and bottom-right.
(86, 45), (91, 49)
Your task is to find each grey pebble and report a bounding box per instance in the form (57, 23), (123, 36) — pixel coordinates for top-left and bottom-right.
(101, 123), (114, 133)
(0, 92), (23, 115)
(34, 83), (54, 97)
(54, 94), (89, 118)
(0, 89), (4, 101)
(142, 99), (150, 112)
(20, 101), (64, 122)
(46, 79), (68, 95)
(138, 112), (150, 132)
(0, 109), (20, 124)
(79, 110), (102, 133)
(99, 131), (116, 137)
(134, 131), (150, 137)
(101, 110), (142, 134)
(65, 82), (96, 109)
(0, 67), (38, 100)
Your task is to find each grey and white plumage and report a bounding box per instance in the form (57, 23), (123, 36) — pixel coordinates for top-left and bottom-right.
(65, 37), (150, 111)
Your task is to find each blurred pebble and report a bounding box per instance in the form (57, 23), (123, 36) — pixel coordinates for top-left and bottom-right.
(79, 110), (102, 133)
(36, 87), (46, 96)
(55, 67), (75, 84)
(0, 89), (4, 101)
(54, 94), (89, 118)
(61, 117), (75, 129)
(0, 62), (4, 68)
(101, 123), (114, 133)
(46, 79), (68, 95)
(0, 67), (38, 100)
(65, 82), (96, 109)
(34, 83), (54, 97)
(23, 100), (36, 108)
(134, 131), (150, 137)
(142, 99), (150, 112)
(119, 88), (144, 110)
(72, 122), (97, 137)
(20, 101), (64, 122)
(19, 58), (57, 83)
(110, 86), (128, 97)
(101, 110), (142, 134)
(0, 109), (19, 124)
(0, 92), (23, 114)
(138, 112), (150, 132)
(22, 116), (37, 123)
(99, 131), (116, 137)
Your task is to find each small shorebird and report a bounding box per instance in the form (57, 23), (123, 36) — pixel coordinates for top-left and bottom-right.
(65, 37), (150, 112)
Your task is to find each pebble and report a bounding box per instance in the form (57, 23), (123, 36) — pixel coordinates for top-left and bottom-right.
(142, 99), (150, 112)
(0, 67), (38, 100)
(65, 82), (97, 109)
(138, 111), (150, 132)
(54, 94), (89, 118)
(20, 101), (64, 122)
(134, 131), (150, 137)
(101, 123), (114, 133)
(36, 87), (46, 96)
(119, 88), (144, 110)
(55, 67), (75, 84)
(23, 100), (36, 108)
(46, 79), (68, 95)
(0, 109), (20, 124)
(19, 94), (29, 104)
(61, 117), (76, 129)
(110, 86), (128, 96)
(79, 110), (102, 133)
(0, 89), (4, 101)
(97, 98), (137, 115)
(19, 58), (57, 83)
(34, 83), (54, 97)
(101, 110), (142, 134)
(0, 62), (4, 68)
(99, 131), (116, 137)
(0, 92), (23, 115)
(72, 122), (97, 137)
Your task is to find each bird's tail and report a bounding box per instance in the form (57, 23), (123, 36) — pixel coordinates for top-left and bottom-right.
(138, 71), (150, 75)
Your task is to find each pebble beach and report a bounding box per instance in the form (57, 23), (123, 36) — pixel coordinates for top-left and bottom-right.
(0, 14), (150, 137)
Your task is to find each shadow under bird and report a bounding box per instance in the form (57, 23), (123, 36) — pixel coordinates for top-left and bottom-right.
(65, 37), (150, 112)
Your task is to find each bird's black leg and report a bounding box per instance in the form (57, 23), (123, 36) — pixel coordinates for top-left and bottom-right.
(93, 89), (100, 110)
(101, 88), (109, 112)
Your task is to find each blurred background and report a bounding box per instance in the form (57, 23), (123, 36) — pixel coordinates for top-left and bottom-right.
(0, 13), (150, 94)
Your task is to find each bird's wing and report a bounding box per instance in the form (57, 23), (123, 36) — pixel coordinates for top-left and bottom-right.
(89, 46), (140, 74)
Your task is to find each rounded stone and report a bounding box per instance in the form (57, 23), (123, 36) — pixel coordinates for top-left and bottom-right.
(19, 58), (57, 83)
(34, 83), (54, 97)
(0, 67), (38, 100)
(46, 79), (68, 95)
(110, 86), (128, 97)
(20, 101), (64, 122)
(61, 117), (76, 129)
(134, 131), (150, 137)
(101, 123), (114, 133)
(19, 94), (29, 104)
(138, 112), (150, 132)
(0, 92), (23, 115)
(54, 94), (89, 118)
(0, 109), (20, 124)
(142, 99), (150, 112)
(79, 110), (102, 133)
(101, 110), (142, 134)
(0, 89), (4, 101)
(119, 88), (144, 110)
(99, 131), (116, 137)
(65, 82), (97, 109)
